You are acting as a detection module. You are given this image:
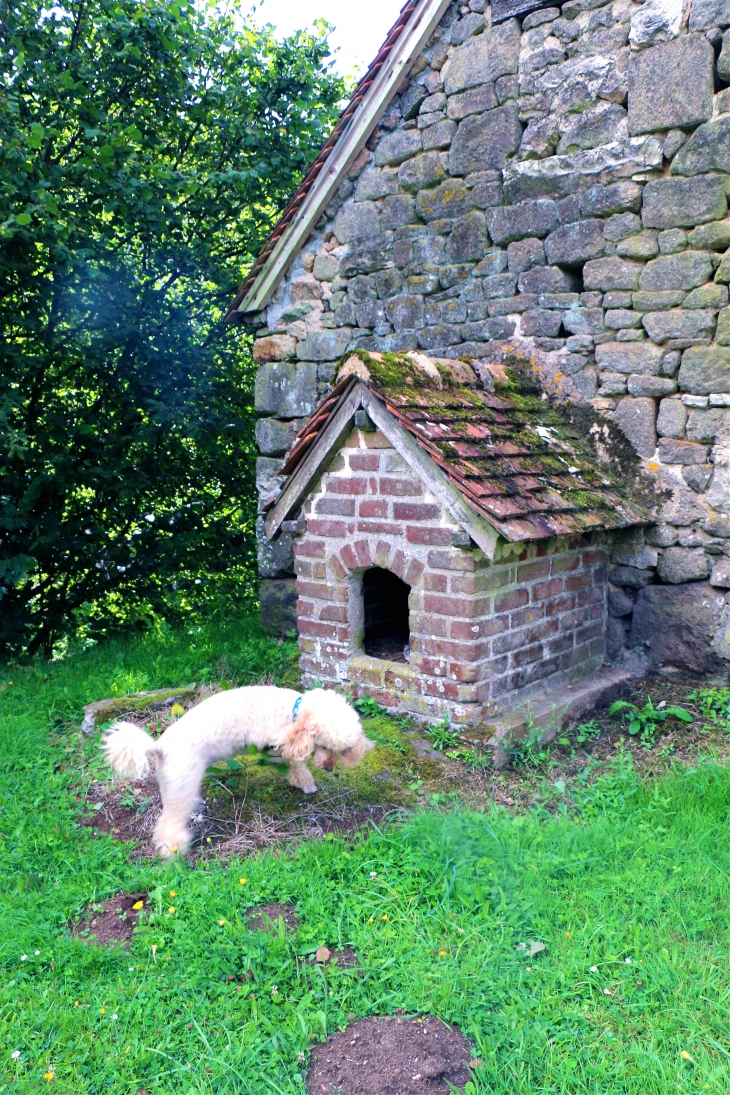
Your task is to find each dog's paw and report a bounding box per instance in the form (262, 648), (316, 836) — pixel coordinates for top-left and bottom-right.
(303, 785), (318, 794)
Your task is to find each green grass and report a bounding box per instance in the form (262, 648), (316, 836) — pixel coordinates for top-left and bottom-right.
(2, 619), (730, 1093)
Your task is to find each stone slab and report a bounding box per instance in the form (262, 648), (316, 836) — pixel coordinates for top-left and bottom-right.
(627, 35), (714, 136)
(629, 581), (728, 671)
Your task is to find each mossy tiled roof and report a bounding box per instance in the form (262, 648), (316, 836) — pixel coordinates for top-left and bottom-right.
(278, 350), (648, 543)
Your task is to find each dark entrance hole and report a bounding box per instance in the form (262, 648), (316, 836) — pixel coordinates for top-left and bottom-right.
(362, 567), (410, 662)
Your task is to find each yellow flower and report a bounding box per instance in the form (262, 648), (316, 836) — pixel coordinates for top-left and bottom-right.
(44, 1071), (54, 1081)
(381, 914), (388, 921)
(132, 901), (144, 911)
(100, 1008), (106, 1015)
(565, 931), (570, 937)
(168, 906), (175, 915)
(169, 890), (176, 898)
(239, 878), (247, 885)
(368, 917), (374, 923)
(439, 949), (446, 957)
(74, 1001), (79, 1007)
(680, 1051), (694, 1062)
(218, 919), (226, 927)
(171, 704), (185, 717)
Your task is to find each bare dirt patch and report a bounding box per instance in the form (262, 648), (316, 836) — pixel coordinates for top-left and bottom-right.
(306, 1014), (474, 1095)
(246, 902), (299, 933)
(73, 892), (145, 947)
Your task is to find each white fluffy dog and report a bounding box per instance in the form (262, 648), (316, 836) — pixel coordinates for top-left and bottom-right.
(102, 687), (373, 858)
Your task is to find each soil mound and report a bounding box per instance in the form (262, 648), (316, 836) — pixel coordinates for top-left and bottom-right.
(306, 1014), (473, 1095)
(73, 892), (145, 946)
(247, 902), (299, 932)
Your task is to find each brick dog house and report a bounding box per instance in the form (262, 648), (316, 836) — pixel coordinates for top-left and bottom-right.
(262, 348), (648, 725)
(228, 0), (730, 722)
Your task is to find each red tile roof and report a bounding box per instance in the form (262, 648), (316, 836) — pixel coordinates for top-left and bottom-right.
(274, 351), (649, 543)
(225, 0), (421, 323)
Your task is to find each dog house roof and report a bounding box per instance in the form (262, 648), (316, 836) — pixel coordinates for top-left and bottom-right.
(263, 349), (648, 557)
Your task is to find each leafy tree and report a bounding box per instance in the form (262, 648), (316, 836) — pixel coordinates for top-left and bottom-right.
(0, 0), (344, 654)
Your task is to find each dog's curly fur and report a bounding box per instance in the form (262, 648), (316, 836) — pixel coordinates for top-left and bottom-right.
(102, 687), (373, 858)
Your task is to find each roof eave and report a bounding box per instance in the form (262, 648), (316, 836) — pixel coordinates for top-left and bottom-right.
(227, 0), (452, 322)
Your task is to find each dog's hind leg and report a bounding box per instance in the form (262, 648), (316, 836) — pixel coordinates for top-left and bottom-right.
(153, 762), (205, 859)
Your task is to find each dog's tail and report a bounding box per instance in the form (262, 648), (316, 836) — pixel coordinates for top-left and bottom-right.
(102, 721), (159, 780)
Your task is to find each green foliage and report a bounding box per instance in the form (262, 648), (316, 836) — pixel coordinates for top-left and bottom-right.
(609, 697), (693, 746)
(351, 696), (385, 719)
(687, 686), (730, 732)
(0, 0), (345, 654)
(2, 625), (730, 1092)
(426, 716), (460, 752)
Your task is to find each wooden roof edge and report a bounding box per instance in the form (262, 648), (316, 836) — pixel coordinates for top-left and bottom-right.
(226, 0), (452, 323)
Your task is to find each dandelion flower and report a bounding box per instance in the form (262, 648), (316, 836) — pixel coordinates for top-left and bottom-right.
(128, 967), (134, 972)
(132, 901), (143, 911)
(625, 957), (632, 964)
(11, 1050), (20, 1060)
(603, 988), (612, 996)
(20, 955), (27, 961)
(271, 985), (278, 997)
(382, 914), (389, 921)
(370, 871), (377, 879)
(34, 950), (40, 956)
(239, 878), (247, 885)
(151, 945), (157, 954)
(680, 1051), (693, 1062)
(111, 1014), (118, 1021)
(297, 1052), (306, 1063)
(44, 1070), (54, 1081)
(74, 1001), (79, 1007)
(218, 919), (226, 927)
(100, 1008), (106, 1015)
(439, 949), (446, 957)
(565, 931), (570, 938)
(168, 906), (175, 915)
(590, 965), (598, 973)
(169, 890), (176, 898)
(368, 917), (374, 923)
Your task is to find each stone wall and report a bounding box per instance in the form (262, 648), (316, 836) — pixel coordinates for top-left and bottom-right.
(296, 425), (608, 721)
(252, 0), (730, 668)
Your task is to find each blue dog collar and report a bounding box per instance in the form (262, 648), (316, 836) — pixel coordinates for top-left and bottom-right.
(292, 695), (302, 721)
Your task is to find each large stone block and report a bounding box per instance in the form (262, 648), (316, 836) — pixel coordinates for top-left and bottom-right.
(259, 579), (298, 637)
(642, 176), (728, 229)
(339, 240), (394, 277)
(639, 251), (714, 292)
(688, 0), (730, 30)
(517, 265), (579, 294)
(629, 0), (684, 47)
(562, 307), (605, 336)
(627, 35), (714, 136)
(354, 167), (398, 201)
(507, 237), (546, 275)
(657, 546), (711, 583)
(629, 581), (727, 670)
(449, 105), (523, 176)
(443, 18), (521, 95)
(579, 182), (642, 218)
(253, 334), (297, 363)
(256, 517), (294, 579)
(642, 309), (716, 343)
(255, 362), (318, 417)
(657, 438), (711, 463)
(596, 341), (664, 375)
(398, 153), (446, 194)
(627, 375), (678, 397)
(486, 199), (558, 245)
(333, 202), (382, 243)
(557, 102), (628, 155)
(678, 346), (730, 393)
(502, 137), (663, 204)
(583, 257), (643, 291)
(544, 219), (604, 266)
(416, 179), (472, 221)
(374, 129), (423, 167)
(657, 397), (687, 438)
(612, 395), (657, 456)
(255, 416), (306, 456)
(447, 84), (498, 120)
(448, 210), (488, 261)
(671, 116), (730, 177)
(296, 330), (353, 363)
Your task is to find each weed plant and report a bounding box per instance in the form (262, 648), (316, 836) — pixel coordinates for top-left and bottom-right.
(1, 623), (730, 1092)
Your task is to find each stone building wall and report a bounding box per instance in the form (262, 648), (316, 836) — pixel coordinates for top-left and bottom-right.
(253, 0), (730, 670)
(295, 425), (608, 721)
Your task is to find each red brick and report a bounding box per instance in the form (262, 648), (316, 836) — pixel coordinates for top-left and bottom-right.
(560, 607), (591, 631)
(354, 540), (373, 568)
(297, 580), (334, 601)
(510, 604), (545, 629)
(551, 553), (580, 575)
(407, 525), (451, 546)
(306, 519), (350, 538)
(390, 549), (406, 579)
(493, 630), (527, 655)
(517, 559), (551, 583)
(424, 593), (487, 618)
(294, 538), (325, 558)
(582, 549), (607, 566)
(393, 502), (441, 521)
(320, 604), (347, 623)
(316, 496), (356, 516)
(361, 432), (392, 448)
(592, 565), (607, 585)
(528, 618), (560, 643)
(524, 655), (560, 683)
(533, 578), (563, 601)
(357, 521), (401, 535)
(404, 558), (425, 585)
(577, 585), (603, 607)
(422, 678), (461, 701)
(450, 617), (507, 640)
(546, 592), (575, 616)
(575, 621), (603, 644)
(312, 561), (326, 579)
(328, 555), (347, 580)
(297, 599), (315, 618)
(494, 588), (529, 613)
(349, 453), (380, 472)
(548, 634), (574, 656)
(565, 571), (592, 592)
(450, 570), (504, 594)
(379, 477), (423, 496)
(427, 550), (474, 571)
(294, 559), (313, 577)
(359, 499), (389, 518)
(374, 539), (391, 568)
(410, 612), (449, 638)
(568, 536), (590, 551)
(340, 544), (358, 572)
(422, 636), (488, 661)
(297, 619), (347, 641)
(327, 477), (369, 495)
(424, 572), (448, 593)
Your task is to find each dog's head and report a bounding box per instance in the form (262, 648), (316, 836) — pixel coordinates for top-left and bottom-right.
(280, 689), (374, 769)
